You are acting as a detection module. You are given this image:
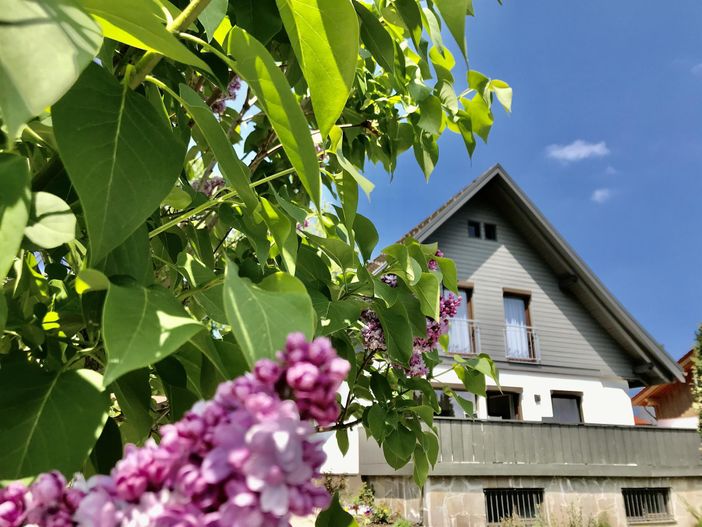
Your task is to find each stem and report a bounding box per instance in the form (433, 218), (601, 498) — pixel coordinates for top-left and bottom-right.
(177, 32), (237, 71)
(316, 417), (362, 433)
(177, 276), (225, 301)
(148, 167), (297, 238)
(129, 0), (213, 89)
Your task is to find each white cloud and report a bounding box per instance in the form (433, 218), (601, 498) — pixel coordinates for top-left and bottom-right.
(545, 140), (610, 163)
(591, 188), (613, 204)
(692, 63), (702, 77)
(604, 165), (618, 175)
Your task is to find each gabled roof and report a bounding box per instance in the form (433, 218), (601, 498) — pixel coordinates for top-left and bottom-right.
(401, 164), (684, 385)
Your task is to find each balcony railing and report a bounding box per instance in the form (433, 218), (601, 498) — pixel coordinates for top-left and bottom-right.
(504, 324), (540, 362)
(446, 318), (480, 355)
(359, 419), (702, 478)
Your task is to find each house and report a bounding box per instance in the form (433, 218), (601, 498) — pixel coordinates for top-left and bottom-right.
(632, 349), (699, 430)
(322, 164), (702, 526)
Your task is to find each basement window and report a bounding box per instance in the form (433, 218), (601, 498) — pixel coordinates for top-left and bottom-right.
(622, 488), (672, 523)
(485, 488), (544, 526)
(468, 220), (481, 238)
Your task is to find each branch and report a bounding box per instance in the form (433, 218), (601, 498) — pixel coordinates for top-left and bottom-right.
(129, 0), (213, 89)
(316, 417), (362, 433)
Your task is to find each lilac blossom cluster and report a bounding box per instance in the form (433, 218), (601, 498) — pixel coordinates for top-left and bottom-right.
(379, 273), (398, 288)
(427, 249), (443, 271)
(212, 76), (242, 115)
(0, 334), (349, 527)
(194, 175), (225, 198)
(360, 284), (461, 378)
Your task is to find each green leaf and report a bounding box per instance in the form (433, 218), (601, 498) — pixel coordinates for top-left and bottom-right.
(198, 0), (228, 40)
(223, 261), (315, 364)
(53, 63), (185, 263)
(0, 363), (108, 479)
(312, 293), (363, 337)
(24, 192), (76, 249)
(354, 1), (395, 73)
(462, 94), (493, 142)
(227, 27), (321, 206)
(179, 85), (259, 212)
(277, 0), (359, 137)
(0, 294), (6, 334)
(316, 492), (357, 527)
(367, 404), (387, 442)
(102, 283), (203, 386)
(413, 131), (439, 180)
(384, 424), (415, 466)
(0, 154), (30, 282)
(434, 256), (457, 292)
(260, 197), (297, 274)
(231, 0), (282, 46)
(467, 353), (500, 384)
(417, 95), (443, 135)
(112, 369), (153, 445)
(0, 0), (102, 139)
(75, 269), (110, 295)
(490, 79), (513, 113)
(353, 213), (379, 262)
(412, 272), (440, 319)
(95, 224), (154, 286)
(453, 363), (486, 396)
(176, 252), (226, 323)
(374, 302), (413, 365)
(434, 0), (469, 58)
(79, 0), (210, 71)
(413, 444), (429, 486)
(329, 126), (375, 199)
(422, 430), (439, 467)
(89, 417), (122, 475)
(336, 428), (349, 456)
(370, 372), (393, 401)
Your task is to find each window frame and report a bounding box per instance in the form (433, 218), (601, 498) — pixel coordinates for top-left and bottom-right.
(484, 488), (544, 526)
(550, 391), (584, 424)
(468, 220), (482, 239)
(621, 487), (673, 524)
(484, 222), (498, 241)
(485, 389), (522, 421)
(502, 290), (538, 362)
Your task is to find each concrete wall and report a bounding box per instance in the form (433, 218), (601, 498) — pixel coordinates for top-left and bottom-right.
(369, 475), (702, 527)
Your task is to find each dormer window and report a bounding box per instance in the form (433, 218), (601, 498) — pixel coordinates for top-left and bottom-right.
(468, 220), (481, 238)
(484, 223), (497, 241)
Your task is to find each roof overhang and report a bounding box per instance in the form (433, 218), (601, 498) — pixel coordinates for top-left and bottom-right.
(405, 164), (684, 385)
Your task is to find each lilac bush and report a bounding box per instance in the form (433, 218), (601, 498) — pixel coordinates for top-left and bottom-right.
(0, 334), (348, 527)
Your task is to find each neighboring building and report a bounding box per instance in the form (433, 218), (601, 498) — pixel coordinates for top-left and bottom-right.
(323, 165), (702, 526)
(632, 350), (699, 429)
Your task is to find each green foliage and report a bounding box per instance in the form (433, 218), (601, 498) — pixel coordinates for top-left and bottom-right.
(0, 0), (508, 518)
(692, 325), (702, 437)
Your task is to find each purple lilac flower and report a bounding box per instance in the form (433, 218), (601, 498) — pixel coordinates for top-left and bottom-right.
(427, 249), (443, 271)
(227, 77), (242, 98)
(361, 309), (386, 353)
(1, 334), (349, 527)
(380, 274), (398, 288)
(194, 176), (225, 198)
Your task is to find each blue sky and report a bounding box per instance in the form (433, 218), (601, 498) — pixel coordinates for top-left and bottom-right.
(357, 0), (702, 359)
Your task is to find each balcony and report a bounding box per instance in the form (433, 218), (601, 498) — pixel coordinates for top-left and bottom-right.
(359, 419), (702, 478)
(445, 320), (541, 363)
(446, 318), (481, 355)
(503, 324), (540, 362)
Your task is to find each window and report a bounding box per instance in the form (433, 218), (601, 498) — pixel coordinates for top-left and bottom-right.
(484, 223), (498, 241)
(504, 293), (537, 361)
(486, 390), (521, 420)
(485, 488), (544, 526)
(434, 389), (474, 418)
(551, 393), (583, 424)
(622, 488), (672, 523)
(444, 287), (478, 355)
(468, 220), (481, 238)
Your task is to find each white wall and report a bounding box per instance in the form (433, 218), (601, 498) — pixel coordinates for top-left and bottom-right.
(433, 364), (635, 425)
(657, 416), (698, 429)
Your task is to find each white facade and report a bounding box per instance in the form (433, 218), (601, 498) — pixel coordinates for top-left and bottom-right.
(657, 416), (699, 429)
(432, 364), (635, 425)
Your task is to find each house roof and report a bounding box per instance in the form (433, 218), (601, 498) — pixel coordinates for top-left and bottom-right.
(631, 349), (694, 405)
(397, 163), (684, 385)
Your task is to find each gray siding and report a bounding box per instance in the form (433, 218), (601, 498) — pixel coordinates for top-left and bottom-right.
(360, 419), (702, 478)
(427, 192), (635, 378)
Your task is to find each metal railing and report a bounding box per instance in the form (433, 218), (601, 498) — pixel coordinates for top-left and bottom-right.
(446, 318), (481, 355)
(504, 324), (541, 362)
(485, 488), (543, 526)
(622, 488), (673, 523)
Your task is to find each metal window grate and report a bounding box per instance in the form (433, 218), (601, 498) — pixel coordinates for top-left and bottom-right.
(485, 488), (544, 526)
(622, 488), (672, 523)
